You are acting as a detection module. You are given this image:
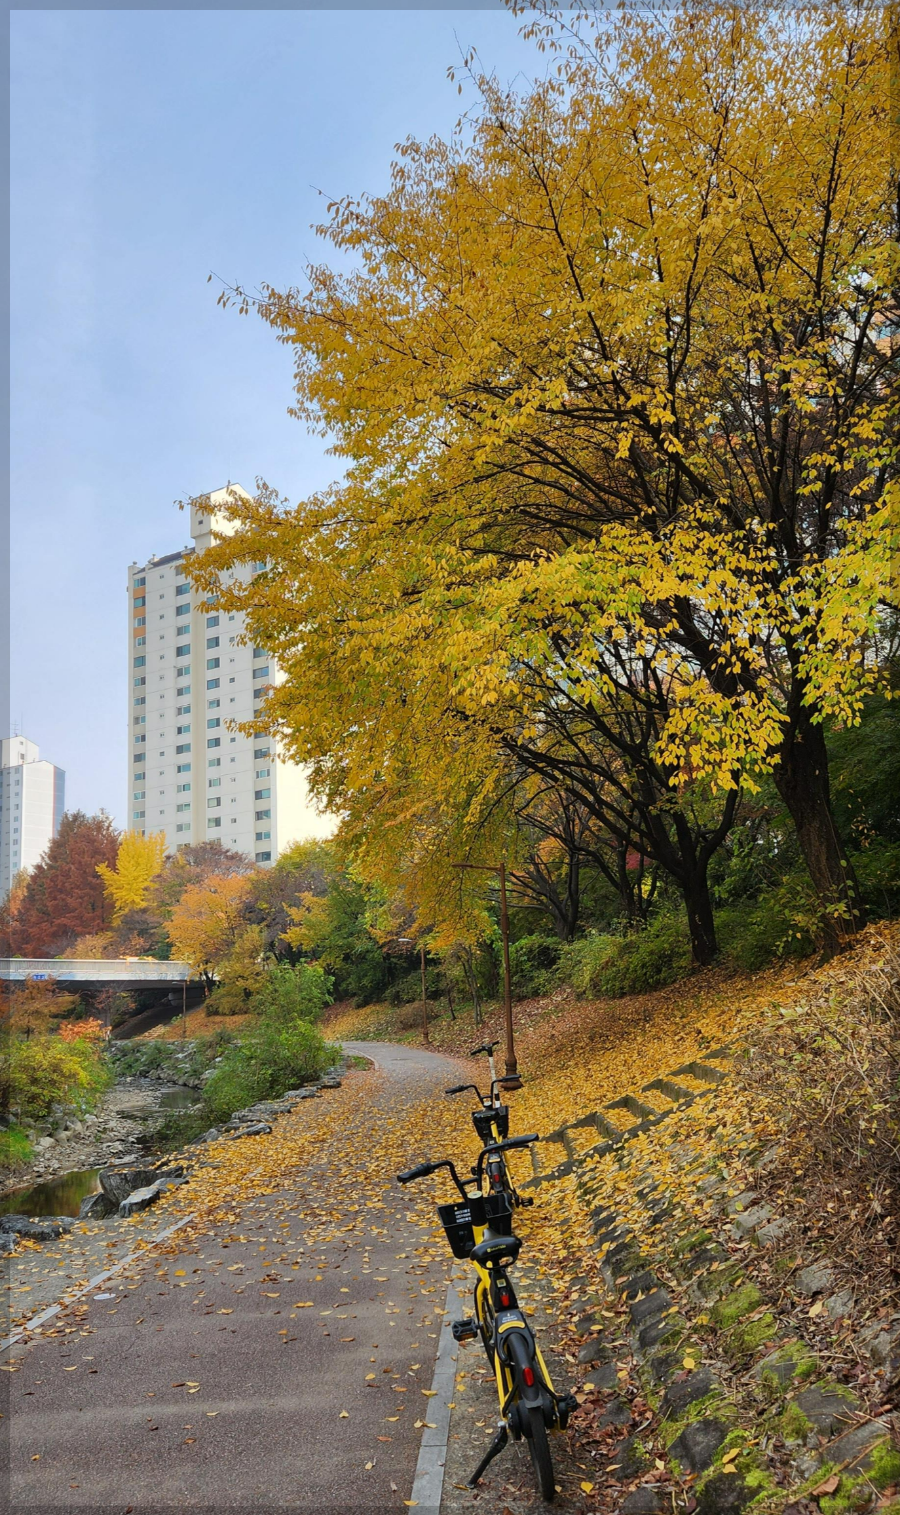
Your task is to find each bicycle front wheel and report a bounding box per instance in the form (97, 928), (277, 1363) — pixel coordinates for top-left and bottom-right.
(527, 1405), (556, 1503)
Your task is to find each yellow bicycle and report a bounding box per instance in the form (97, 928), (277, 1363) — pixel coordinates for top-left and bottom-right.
(398, 1134), (576, 1502)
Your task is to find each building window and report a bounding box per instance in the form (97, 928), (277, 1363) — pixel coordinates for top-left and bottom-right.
(176, 704), (191, 716)
(207, 657), (220, 670)
(134, 615), (146, 627)
(176, 642), (190, 657)
(254, 747), (270, 759)
(255, 808), (271, 820)
(176, 761), (191, 773)
(176, 724), (191, 735)
(255, 787), (271, 799)
(176, 664), (190, 677)
(134, 770), (146, 782)
(134, 655), (146, 668)
(207, 717), (220, 729)
(176, 686), (190, 699)
(134, 595), (146, 607)
(176, 782), (191, 793)
(256, 830), (271, 841)
(207, 737), (221, 749)
(208, 816), (222, 828)
(134, 715), (146, 726)
(176, 822), (190, 833)
(207, 635), (220, 649)
(133, 790), (146, 800)
(177, 802), (191, 813)
(134, 675), (146, 687)
(134, 736), (147, 747)
(208, 797), (221, 808)
(135, 635), (146, 646)
(207, 677), (220, 690)
(175, 603), (191, 617)
(255, 851), (272, 863)
(255, 767), (270, 778)
(134, 577), (145, 588)
(176, 742), (191, 754)
(133, 810), (146, 820)
(134, 695), (146, 707)
(253, 647), (267, 658)
(175, 582), (190, 597)
(253, 665), (270, 680)
(208, 777), (221, 788)
(207, 698), (220, 709)
(206, 615), (219, 628)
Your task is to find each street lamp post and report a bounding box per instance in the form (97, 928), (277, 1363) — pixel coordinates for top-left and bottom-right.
(453, 861), (520, 1085)
(420, 944), (429, 1044)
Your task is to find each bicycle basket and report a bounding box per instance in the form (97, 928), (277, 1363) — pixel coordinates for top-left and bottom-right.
(438, 1200), (477, 1259)
(472, 1104), (509, 1144)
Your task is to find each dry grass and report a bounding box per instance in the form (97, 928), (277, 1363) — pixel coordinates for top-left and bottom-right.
(136, 1004), (255, 1042)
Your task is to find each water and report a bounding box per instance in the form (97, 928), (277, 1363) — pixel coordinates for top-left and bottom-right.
(1, 1167), (101, 1219)
(157, 1086), (200, 1110)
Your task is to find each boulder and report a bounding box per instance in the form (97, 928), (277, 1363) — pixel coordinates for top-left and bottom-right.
(792, 1383), (858, 1435)
(79, 1192), (117, 1220)
(225, 1122), (272, 1139)
(577, 1337), (610, 1365)
(118, 1180), (164, 1217)
(0, 1215), (73, 1241)
(620, 1491), (663, 1514)
(630, 1289), (672, 1326)
(99, 1166), (158, 1206)
(795, 1262), (834, 1296)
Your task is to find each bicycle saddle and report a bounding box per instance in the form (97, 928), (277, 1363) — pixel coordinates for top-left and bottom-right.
(470, 1233), (522, 1267)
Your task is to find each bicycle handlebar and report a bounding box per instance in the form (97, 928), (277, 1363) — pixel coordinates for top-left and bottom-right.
(396, 1157), (471, 1200)
(469, 1041), (499, 1056)
(445, 1083), (478, 1097)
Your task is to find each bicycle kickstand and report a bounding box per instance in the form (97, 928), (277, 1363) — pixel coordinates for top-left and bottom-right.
(466, 1421), (509, 1488)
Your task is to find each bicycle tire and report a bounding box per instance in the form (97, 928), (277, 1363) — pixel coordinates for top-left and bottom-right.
(527, 1404), (555, 1503)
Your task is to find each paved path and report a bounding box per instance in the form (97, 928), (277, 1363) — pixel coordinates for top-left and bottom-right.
(6, 1044), (468, 1515)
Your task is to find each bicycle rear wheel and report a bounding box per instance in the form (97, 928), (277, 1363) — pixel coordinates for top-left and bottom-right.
(527, 1404), (555, 1502)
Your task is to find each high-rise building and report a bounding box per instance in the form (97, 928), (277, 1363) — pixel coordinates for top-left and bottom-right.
(127, 486), (332, 864)
(0, 736), (66, 893)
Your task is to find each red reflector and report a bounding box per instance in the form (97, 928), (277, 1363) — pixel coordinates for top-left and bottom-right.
(500, 1293), (510, 1306)
(523, 1366), (535, 1386)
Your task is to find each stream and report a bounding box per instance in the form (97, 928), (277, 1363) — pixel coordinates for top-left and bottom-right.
(3, 1080), (202, 1218)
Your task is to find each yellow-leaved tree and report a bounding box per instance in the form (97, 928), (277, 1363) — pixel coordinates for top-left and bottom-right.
(192, 1), (897, 960)
(96, 831), (166, 924)
(168, 873), (251, 978)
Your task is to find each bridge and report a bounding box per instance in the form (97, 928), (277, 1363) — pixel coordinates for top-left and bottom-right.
(1, 958), (194, 990)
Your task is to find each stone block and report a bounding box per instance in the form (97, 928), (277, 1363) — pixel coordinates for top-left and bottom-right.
(630, 1289), (672, 1326)
(753, 1342), (816, 1386)
(607, 1433), (648, 1479)
(815, 1418), (890, 1472)
(823, 1288), (854, 1321)
(795, 1262), (834, 1296)
(638, 1314), (683, 1352)
(696, 1472), (752, 1512)
(577, 1337), (610, 1365)
(731, 1203), (773, 1236)
(619, 1270), (658, 1300)
(668, 1417), (728, 1473)
(0, 1215), (72, 1241)
(661, 1367), (716, 1417)
(725, 1190), (758, 1216)
(792, 1383), (857, 1435)
(620, 1489), (663, 1513)
(586, 1362), (618, 1390)
(755, 1218), (791, 1246)
(596, 1396), (633, 1429)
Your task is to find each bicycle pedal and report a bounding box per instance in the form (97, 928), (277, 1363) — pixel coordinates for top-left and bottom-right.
(452, 1317), (479, 1343)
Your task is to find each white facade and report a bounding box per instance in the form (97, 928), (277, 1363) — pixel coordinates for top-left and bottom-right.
(0, 736), (66, 894)
(127, 486), (332, 865)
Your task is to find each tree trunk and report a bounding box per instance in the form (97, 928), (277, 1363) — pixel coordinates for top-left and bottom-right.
(682, 868), (718, 966)
(773, 702), (864, 951)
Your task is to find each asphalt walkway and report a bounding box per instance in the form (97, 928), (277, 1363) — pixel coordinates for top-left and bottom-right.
(5, 1043), (467, 1515)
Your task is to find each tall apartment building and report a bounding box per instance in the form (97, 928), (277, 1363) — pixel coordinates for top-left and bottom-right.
(128, 486), (331, 864)
(0, 736), (66, 894)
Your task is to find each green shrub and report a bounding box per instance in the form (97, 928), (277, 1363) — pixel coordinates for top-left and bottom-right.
(201, 978), (335, 1126)
(716, 883), (817, 971)
(557, 914), (691, 998)
(508, 935), (562, 999)
(0, 1124), (33, 1171)
(255, 962), (332, 1024)
(1, 1035), (114, 1120)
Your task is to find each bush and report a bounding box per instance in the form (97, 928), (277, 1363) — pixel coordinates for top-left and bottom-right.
(508, 934), (562, 999)
(0, 1124), (33, 1171)
(716, 884), (817, 972)
(1, 1035), (114, 1121)
(202, 1020), (333, 1124)
(256, 962), (332, 1024)
(557, 914), (692, 998)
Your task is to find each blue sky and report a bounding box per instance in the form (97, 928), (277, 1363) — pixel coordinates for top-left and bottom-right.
(10, 7), (543, 826)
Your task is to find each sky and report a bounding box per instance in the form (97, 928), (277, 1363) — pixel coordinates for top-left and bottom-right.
(10, 6), (545, 827)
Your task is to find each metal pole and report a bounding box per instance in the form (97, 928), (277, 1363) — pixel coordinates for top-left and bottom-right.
(498, 862), (517, 1077)
(420, 945), (429, 1044)
(181, 979), (186, 1040)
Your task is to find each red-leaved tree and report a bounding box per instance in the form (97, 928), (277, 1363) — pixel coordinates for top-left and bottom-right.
(11, 812), (120, 957)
